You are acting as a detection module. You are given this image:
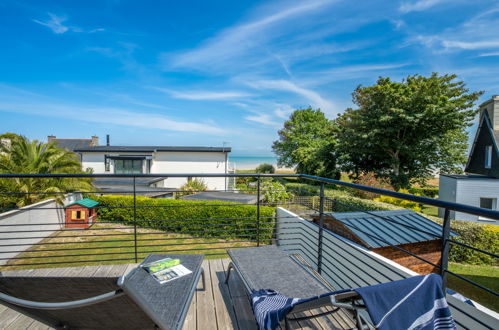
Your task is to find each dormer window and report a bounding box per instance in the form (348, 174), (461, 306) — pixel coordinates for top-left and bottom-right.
(485, 145), (492, 169)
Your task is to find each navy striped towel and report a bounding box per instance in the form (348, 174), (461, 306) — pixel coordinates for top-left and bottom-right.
(250, 288), (348, 330)
(355, 274), (456, 330)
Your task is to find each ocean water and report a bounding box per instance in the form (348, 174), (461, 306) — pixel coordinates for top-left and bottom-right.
(229, 156), (279, 170)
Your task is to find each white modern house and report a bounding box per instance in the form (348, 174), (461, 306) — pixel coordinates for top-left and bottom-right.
(438, 95), (499, 224)
(74, 144), (232, 191)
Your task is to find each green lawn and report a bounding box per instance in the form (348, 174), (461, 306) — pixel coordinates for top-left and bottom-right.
(1, 224), (257, 270)
(447, 262), (499, 312)
(421, 205), (439, 217)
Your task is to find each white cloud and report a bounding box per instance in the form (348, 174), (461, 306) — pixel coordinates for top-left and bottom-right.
(164, 0), (336, 71)
(478, 51), (499, 57)
(248, 79), (337, 114)
(33, 12), (105, 34)
(399, 0), (447, 13)
(0, 100), (226, 135)
(33, 13), (69, 34)
(154, 88), (250, 101)
(442, 40), (499, 50)
(411, 4), (499, 53)
(273, 105), (294, 119)
(244, 112), (280, 126)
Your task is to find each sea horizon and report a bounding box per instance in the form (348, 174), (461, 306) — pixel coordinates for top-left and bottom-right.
(229, 155), (281, 170)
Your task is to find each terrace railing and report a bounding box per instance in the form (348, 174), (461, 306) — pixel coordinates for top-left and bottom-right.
(0, 173), (498, 313)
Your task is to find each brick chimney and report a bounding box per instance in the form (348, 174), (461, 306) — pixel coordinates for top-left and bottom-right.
(47, 135), (56, 142)
(480, 95), (499, 131)
(91, 135), (99, 146)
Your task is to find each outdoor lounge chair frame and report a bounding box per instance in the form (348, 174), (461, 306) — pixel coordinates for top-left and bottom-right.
(0, 265), (205, 330)
(225, 247), (373, 330)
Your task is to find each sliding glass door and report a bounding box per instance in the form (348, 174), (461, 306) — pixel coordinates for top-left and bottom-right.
(114, 159), (143, 174)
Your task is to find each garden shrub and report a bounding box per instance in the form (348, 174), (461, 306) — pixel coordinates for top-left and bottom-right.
(255, 163), (276, 174)
(351, 172), (393, 200)
(430, 216), (498, 266)
(408, 187), (439, 198)
(92, 195), (275, 240)
(260, 179), (292, 205)
(285, 182), (401, 212)
(374, 189), (422, 212)
(326, 189), (402, 212)
(176, 179), (207, 198)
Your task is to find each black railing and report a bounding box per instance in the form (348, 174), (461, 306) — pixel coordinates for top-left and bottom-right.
(0, 173), (498, 308)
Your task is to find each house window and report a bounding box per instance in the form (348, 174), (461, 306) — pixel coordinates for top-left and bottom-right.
(480, 197), (496, 210)
(105, 155), (111, 172)
(479, 197), (497, 221)
(485, 145), (492, 169)
(71, 210), (84, 220)
(114, 159), (143, 174)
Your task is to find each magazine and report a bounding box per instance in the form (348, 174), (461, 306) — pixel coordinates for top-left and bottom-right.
(141, 257), (192, 284)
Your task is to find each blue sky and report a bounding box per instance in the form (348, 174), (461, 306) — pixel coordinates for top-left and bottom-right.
(0, 0), (498, 156)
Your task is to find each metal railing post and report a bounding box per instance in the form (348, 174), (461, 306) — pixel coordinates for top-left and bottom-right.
(133, 176), (138, 263)
(441, 208), (451, 290)
(317, 183), (325, 274)
(256, 177), (261, 247)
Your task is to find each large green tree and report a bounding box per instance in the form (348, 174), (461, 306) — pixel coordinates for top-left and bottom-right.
(272, 107), (340, 178)
(0, 136), (94, 208)
(336, 73), (482, 189)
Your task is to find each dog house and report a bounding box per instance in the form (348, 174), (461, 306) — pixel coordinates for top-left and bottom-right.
(65, 198), (99, 229)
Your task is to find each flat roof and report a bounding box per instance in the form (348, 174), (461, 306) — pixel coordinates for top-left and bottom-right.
(441, 174), (498, 180)
(180, 191), (261, 204)
(328, 210), (457, 248)
(74, 146), (231, 153)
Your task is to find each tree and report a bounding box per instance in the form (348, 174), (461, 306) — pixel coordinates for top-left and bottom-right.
(255, 163), (275, 174)
(336, 73), (482, 189)
(272, 108), (340, 179)
(0, 136), (94, 208)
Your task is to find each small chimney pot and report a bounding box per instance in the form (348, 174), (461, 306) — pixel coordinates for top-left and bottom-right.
(91, 136), (99, 146)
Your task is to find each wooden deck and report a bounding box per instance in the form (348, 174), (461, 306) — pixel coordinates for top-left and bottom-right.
(0, 259), (356, 330)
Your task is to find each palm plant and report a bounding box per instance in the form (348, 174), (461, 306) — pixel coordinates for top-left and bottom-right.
(0, 136), (94, 209)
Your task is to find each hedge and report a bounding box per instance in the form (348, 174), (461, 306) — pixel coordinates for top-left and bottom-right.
(92, 195), (275, 240)
(285, 182), (401, 212)
(429, 216), (498, 266)
(408, 187), (439, 198)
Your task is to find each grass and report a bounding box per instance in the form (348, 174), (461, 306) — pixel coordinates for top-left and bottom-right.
(421, 205), (439, 217)
(1, 224), (257, 271)
(447, 262), (499, 312)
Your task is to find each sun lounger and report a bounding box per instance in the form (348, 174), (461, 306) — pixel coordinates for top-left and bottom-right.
(225, 246), (370, 329)
(0, 254), (204, 330)
(226, 246), (456, 330)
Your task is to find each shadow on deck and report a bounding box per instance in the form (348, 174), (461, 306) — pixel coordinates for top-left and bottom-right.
(0, 259), (355, 330)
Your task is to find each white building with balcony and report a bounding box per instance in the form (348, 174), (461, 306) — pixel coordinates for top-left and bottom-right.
(74, 145), (232, 190)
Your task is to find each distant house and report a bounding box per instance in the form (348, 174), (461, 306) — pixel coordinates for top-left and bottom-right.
(313, 210), (456, 274)
(74, 144), (232, 191)
(48, 135), (99, 152)
(438, 95), (499, 224)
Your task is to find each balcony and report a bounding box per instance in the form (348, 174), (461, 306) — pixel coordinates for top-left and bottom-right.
(0, 173), (498, 329)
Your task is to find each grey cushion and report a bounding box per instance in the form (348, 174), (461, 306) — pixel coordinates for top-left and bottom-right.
(228, 246), (330, 298)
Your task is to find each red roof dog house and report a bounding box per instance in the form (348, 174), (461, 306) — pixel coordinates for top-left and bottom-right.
(65, 198), (99, 229)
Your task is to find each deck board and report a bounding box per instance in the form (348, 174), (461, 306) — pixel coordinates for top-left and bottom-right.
(1, 259), (356, 330)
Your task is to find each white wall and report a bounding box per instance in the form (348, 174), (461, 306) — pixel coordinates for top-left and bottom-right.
(439, 176), (499, 224)
(438, 175), (457, 219)
(0, 199), (65, 266)
(455, 178), (499, 224)
(81, 152), (107, 173)
(80, 151), (228, 190)
(151, 152), (227, 190)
